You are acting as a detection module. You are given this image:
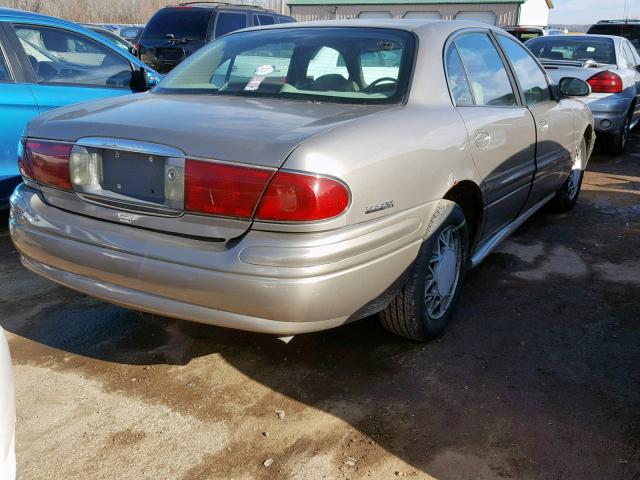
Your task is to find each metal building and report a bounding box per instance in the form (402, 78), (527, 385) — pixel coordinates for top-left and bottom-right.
(287, 0), (554, 27)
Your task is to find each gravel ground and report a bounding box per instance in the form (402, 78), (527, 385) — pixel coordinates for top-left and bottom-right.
(1, 134), (639, 480)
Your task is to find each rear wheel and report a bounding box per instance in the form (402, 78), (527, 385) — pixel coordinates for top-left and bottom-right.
(549, 137), (586, 212)
(601, 113), (630, 155)
(380, 201), (469, 341)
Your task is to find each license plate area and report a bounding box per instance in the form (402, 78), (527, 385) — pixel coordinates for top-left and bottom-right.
(70, 138), (185, 215)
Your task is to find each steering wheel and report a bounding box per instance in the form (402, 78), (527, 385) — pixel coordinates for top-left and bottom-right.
(365, 77), (398, 91)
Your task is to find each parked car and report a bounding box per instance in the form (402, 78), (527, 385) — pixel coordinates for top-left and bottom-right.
(0, 8), (161, 210)
(526, 34), (640, 154)
(0, 327), (15, 480)
(119, 26), (144, 45)
(502, 25), (565, 42)
(138, 2), (294, 73)
(587, 20), (640, 53)
(80, 24), (136, 55)
(10, 20), (594, 341)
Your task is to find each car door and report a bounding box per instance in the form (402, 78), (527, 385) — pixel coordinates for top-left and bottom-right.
(621, 40), (640, 123)
(0, 22), (39, 190)
(5, 22), (136, 114)
(447, 31), (536, 239)
(495, 33), (576, 209)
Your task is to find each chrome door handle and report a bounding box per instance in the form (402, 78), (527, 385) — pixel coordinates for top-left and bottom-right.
(538, 120), (549, 134)
(474, 130), (491, 148)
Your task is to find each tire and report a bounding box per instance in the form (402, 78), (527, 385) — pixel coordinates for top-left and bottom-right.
(601, 113), (630, 155)
(549, 137), (586, 213)
(380, 201), (469, 341)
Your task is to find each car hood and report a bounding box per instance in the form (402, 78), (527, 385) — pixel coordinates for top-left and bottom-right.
(26, 93), (394, 167)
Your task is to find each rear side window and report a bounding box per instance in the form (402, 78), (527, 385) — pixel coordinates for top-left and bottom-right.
(497, 35), (551, 105)
(445, 45), (473, 106)
(14, 25), (133, 88)
(255, 14), (276, 26)
(215, 12), (247, 38)
(455, 33), (516, 107)
(0, 48), (10, 81)
(278, 16), (295, 24)
(143, 9), (211, 39)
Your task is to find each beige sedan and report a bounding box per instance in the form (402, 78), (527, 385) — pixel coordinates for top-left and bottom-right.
(10, 20), (594, 340)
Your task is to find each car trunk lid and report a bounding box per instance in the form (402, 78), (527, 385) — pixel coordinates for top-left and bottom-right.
(26, 93), (392, 241)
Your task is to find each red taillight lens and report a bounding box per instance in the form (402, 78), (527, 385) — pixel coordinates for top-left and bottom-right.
(18, 140), (34, 180)
(256, 171), (350, 222)
(587, 71), (622, 94)
(25, 140), (72, 190)
(184, 159), (273, 218)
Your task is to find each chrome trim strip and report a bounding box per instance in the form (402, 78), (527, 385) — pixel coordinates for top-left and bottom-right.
(76, 137), (185, 158)
(470, 193), (554, 268)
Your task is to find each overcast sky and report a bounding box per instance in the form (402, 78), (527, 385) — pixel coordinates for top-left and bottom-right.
(549, 0), (640, 24)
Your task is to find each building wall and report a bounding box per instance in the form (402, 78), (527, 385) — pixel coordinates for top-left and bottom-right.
(518, 0), (550, 26)
(289, 3), (521, 26)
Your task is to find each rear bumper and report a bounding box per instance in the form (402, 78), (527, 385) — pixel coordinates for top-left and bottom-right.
(582, 94), (633, 133)
(10, 184), (433, 334)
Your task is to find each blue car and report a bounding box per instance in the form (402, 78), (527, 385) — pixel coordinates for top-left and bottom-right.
(0, 8), (160, 209)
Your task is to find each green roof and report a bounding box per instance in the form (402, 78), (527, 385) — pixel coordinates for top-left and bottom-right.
(288, 0), (524, 5)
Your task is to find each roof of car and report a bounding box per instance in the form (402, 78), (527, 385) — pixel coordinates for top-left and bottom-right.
(528, 34), (624, 42)
(243, 18), (503, 35)
(163, 2), (278, 12)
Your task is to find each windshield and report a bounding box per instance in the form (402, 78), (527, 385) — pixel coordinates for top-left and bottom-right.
(526, 37), (616, 64)
(142, 9), (212, 40)
(155, 27), (415, 104)
(588, 24), (640, 51)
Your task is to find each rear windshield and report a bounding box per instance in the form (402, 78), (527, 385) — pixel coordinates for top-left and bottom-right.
(155, 27), (415, 105)
(142, 8), (212, 40)
(526, 36), (617, 65)
(505, 28), (543, 42)
(588, 24), (640, 51)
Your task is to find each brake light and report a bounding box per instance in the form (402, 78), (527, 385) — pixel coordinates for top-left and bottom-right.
(18, 140), (34, 180)
(184, 159), (273, 218)
(587, 71), (622, 93)
(24, 140), (72, 190)
(255, 171), (350, 222)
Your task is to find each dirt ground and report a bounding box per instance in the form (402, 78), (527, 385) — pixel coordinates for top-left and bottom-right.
(1, 134), (639, 480)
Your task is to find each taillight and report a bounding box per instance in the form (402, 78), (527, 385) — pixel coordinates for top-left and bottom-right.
(184, 159), (350, 222)
(184, 159), (273, 218)
(18, 140), (34, 181)
(255, 171), (350, 222)
(587, 71), (622, 94)
(24, 140), (72, 190)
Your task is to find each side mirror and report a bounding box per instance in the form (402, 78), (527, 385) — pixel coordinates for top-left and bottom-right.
(558, 77), (591, 97)
(132, 67), (160, 91)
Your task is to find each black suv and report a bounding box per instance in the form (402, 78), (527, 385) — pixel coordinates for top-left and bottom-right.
(587, 20), (640, 54)
(138, 2), (294, 73)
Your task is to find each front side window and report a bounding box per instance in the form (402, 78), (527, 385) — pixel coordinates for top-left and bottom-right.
(526, 37), (617, 65)
(157, 27), (415, 104)
(497, 35), (551, 105)
(454, 33), (516, 107)
(215, 12), (247, 38)
(14, 25), (132, 87)
(445, 45), (473, 106)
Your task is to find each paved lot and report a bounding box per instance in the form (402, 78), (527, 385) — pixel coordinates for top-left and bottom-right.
(1, 134), (639, 480)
